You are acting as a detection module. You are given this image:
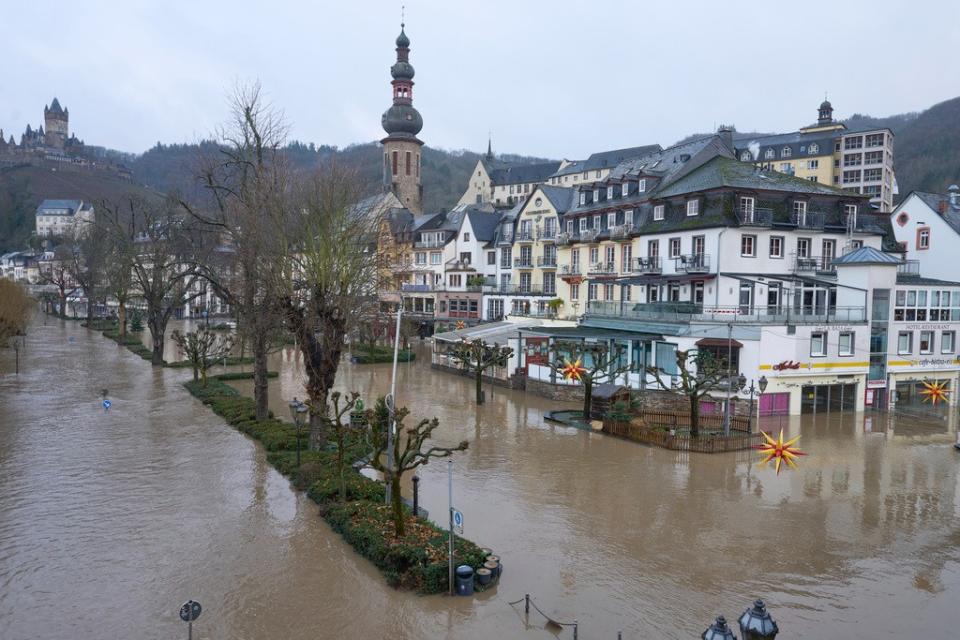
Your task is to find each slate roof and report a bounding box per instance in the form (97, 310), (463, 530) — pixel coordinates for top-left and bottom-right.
(464, 208), (502, 242)
(537, 185), (576, 214)
(912, 191), (960, 234)
(551, 144), (663, 177)
(896, 274), (960, 286)
(36, 199), (86, 215)
(831, 246), (902, 265)
(484, 160), (562, 186)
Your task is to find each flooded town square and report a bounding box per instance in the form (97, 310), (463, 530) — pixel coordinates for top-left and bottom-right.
(1, 318), (958, 639)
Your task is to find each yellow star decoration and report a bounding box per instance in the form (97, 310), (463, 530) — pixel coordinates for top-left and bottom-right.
(919, 380), (950, 405)
(455, 321), (466, 330)
(755, 429), (806, 475)
(560, 358), (587, 382)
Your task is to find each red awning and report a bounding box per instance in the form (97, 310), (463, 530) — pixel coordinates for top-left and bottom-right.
(696, 337), (744, 348)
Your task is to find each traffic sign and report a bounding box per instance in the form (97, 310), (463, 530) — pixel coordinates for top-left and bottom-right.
(452, 508), (464, 535)
(102, 399), (112, 411)
(179, 600), (202, 622)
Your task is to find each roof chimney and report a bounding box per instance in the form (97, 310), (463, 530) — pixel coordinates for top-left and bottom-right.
(717, 125), (734, 152)
(949, 184), (959, 209)
(939, 201), (948, 215)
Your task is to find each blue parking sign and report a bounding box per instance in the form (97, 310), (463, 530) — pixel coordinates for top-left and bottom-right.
(102, 399), (112, 411)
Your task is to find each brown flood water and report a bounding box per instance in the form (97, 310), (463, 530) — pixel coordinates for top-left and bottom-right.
(1, 318), (959, 639)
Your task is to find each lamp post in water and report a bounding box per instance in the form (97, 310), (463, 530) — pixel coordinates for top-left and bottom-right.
(702, 600), (779, 640)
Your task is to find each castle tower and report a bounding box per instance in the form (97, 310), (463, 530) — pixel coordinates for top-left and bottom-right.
(44, 97), (69, 148)
(380, 23), (423, 214)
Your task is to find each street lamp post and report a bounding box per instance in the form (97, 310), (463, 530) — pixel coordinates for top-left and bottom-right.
(723, 323), (734, 436)
(702, 615), (736, 640)
(738, 599), (779, 640)
(289, 397), (308, 467)
(757, 375), (768, 432)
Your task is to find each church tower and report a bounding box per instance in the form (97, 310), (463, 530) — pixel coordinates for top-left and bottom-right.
(44, 98), (69, 148)
(381, 23), (424, 214)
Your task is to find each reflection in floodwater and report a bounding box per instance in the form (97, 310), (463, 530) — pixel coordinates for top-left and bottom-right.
(1, 319), (959, 639)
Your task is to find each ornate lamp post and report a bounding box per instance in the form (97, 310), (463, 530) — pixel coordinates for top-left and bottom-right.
(288, 397), (308, 467)
(757, 375), (768, 431)
(738, 599), (779, 640)
(702, 615), (737, 640)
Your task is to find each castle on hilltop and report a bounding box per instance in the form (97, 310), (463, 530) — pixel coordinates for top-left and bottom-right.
(0, 97), (86, 163)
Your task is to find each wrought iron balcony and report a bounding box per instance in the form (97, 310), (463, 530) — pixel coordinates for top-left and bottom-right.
(514, 257), (534, 268)
(516, 230), (535, 242)
(556, 232), (576, 245)
(538, 227), (557, 240)
(611, 223), (635, 239)
(793, 255), (836, 273)
(897, 259), (920, 275)
(581, 228), (600, 243)
(791, 211), (826, 229)
(736, 207), (774, 226)
(537, 255), (557, 268)
(588, 262), (617, 276)
(632, 256), (662, 274)
(674, 253), (711, 274)
(497, 232), (513, 245)
(560, 264), (582, 276)
(413, 239), (445, 248)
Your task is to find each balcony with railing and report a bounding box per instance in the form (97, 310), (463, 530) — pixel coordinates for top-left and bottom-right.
(581, 228), (600, 243)
(736, 207), (774, 227)
(897, 259), (921, 275)
(611, 223), (635, 239)
(585, 300), (867, 324)
(514, 256), (534, 269)
(538, 227), (557, 241)
(632, 256), (662, 274)
(400, 283), (436, 292)
(674, 253), (711, 274)
(556, 231), (577, 246)
(588, 262), (618, 277)
(516, 229), (535, 243)
(497, 232), (513, 245)
(413, 239), (446, 249)
(486, 284), (547, 296)
(793, 255), (836, 274)
(560, 264), (582, 276)
(537, 255), (558, 268)
(791, 211), (826, 229)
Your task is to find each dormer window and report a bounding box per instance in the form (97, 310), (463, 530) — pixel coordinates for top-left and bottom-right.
(593, 189), (599, 202)
(740, 151), (752, 161)
(781, 147), (792, 158)
(593, 214), (601, 230)
(638, 179), (646, 193)
(579, 192), (586, 206)
(607, 212), (616, 228)
(764, 149), (775, 159)
(686, 199), (700, 216)
(625, 209), (634, 225)
(607, 186), (614, 199)
(654, 204), (664, 221)
(808, 143), (819, 154)
(622, 182), (629, 197)
(579, 217), (588, 232)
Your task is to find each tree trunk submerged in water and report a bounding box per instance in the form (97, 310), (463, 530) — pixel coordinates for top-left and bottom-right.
(117, 302), (126, 339)
(390, 473), (404, 537)
(252, 329), (269, 421)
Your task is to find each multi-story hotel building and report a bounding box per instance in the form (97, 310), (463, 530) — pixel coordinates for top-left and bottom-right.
(738, 99), (896, 212)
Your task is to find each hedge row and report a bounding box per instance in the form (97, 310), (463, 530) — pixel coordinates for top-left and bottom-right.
(351, 344), (416, 364)
(102, 328), (155, 361)
(184, 376), (486, 593)
(101, 328), (257, 371)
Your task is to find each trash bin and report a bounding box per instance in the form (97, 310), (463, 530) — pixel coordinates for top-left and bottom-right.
(455, 564), (474, 596)
(475, 567), (492, 586)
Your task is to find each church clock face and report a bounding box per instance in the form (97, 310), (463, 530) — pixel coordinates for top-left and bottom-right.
(535, 198), (543, 207)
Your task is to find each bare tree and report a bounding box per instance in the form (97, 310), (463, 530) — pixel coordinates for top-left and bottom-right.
(37, 245), (76, 318)
(277, 164), (385, 449)
(101, 197), (208, 365)
(645, 349), (729, 438)
(181, 82), (289, 420)
(102, 229), (135, 338)
(171, 327), (234, 385)
(327, 391), (362, 502)
(451, 338), (513, 405)
(367, 397), (469, 537)
(0, 279), (32, 347)
(551, 341), (630, 420)
(65, 221), (110, 326)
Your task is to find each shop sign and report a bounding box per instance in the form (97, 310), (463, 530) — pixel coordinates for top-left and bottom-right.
(772, 360), (802, 371)
(866, 379), (887, 389)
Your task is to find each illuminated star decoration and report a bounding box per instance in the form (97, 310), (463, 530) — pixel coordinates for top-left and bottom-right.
(754, 429), (806, 475)
(560, 358), (587, 382)
(455, 321), (466, 330)
(919, 380), (950, 405)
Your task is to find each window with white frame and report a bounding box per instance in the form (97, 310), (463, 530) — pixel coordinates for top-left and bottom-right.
(588, 283), (598, 300)
(604, 283), (615, 300)
(654, 205), (664, 221)
(593, 215), (601, 230)
(579, 192), (586, 206)
(792, 201), (807, 219)
(897, 331), (912, 354)
(810, 332), (827, 357)
(638, 179), (646, 193)
(686, 200), (699, 216)
(570, 283), (579, 300)
(738, 196), (755, 213)
(593, 189), (599, 202)
(942, 331), (955, 354)
(566, 220), (574, 234)
(606, 186), (613, 199)
(621, 284), (631, 301)
(605, 245), (615, 266)
(781, 147), (792, 158)
(607, 212), (616, 229)
(415, 252), (427, 264)
(669, 237), (681, 258)
(590, 247), (599, 264)
(741, 234), (756, 257)
(624, 209), (634, 225)
(808, 143), (819, 154)
(920, 330), (934, 354)
(764, 148), (775, 159)
(579, 217), (588, 233)
(621, 245), (632, 272)
(740, 151), (752, 161)
(838, 331), (854, 356)
(918, 227), (930, 249)
(571, 249), (580, 271)
(622, 182), (629, 197)
(769, 236), (784, 258)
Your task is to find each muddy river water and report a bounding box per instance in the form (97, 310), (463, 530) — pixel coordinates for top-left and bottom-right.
(1, 319), (958, 638)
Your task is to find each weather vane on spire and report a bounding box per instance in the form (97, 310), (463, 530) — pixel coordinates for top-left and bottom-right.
(401, 4), (405, 27)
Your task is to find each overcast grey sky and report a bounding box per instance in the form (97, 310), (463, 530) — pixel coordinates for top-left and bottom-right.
(2, 1), (958, 159)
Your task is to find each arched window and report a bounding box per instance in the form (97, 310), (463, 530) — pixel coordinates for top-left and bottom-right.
(808, 143), (819, 154)
(781, 147), (792, 158)
(740, 151), (752, 161)
(764, 149), (775, 159)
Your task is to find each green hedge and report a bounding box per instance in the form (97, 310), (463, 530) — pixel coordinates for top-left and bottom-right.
(184, 375), (485, 593)
(351, 344), (416, 364)
(102, 328), (156, 361)
(166, 356), (254, 369)
(210, 370), (278, 381)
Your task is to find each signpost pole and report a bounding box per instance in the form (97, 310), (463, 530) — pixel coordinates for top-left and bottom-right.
(448, 459), (454, 596)
(188, 620), (192, 640)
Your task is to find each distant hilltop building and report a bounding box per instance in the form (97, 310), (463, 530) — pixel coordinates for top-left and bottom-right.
(35, 199), (95, 238)
(0, 97), (84, 157)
